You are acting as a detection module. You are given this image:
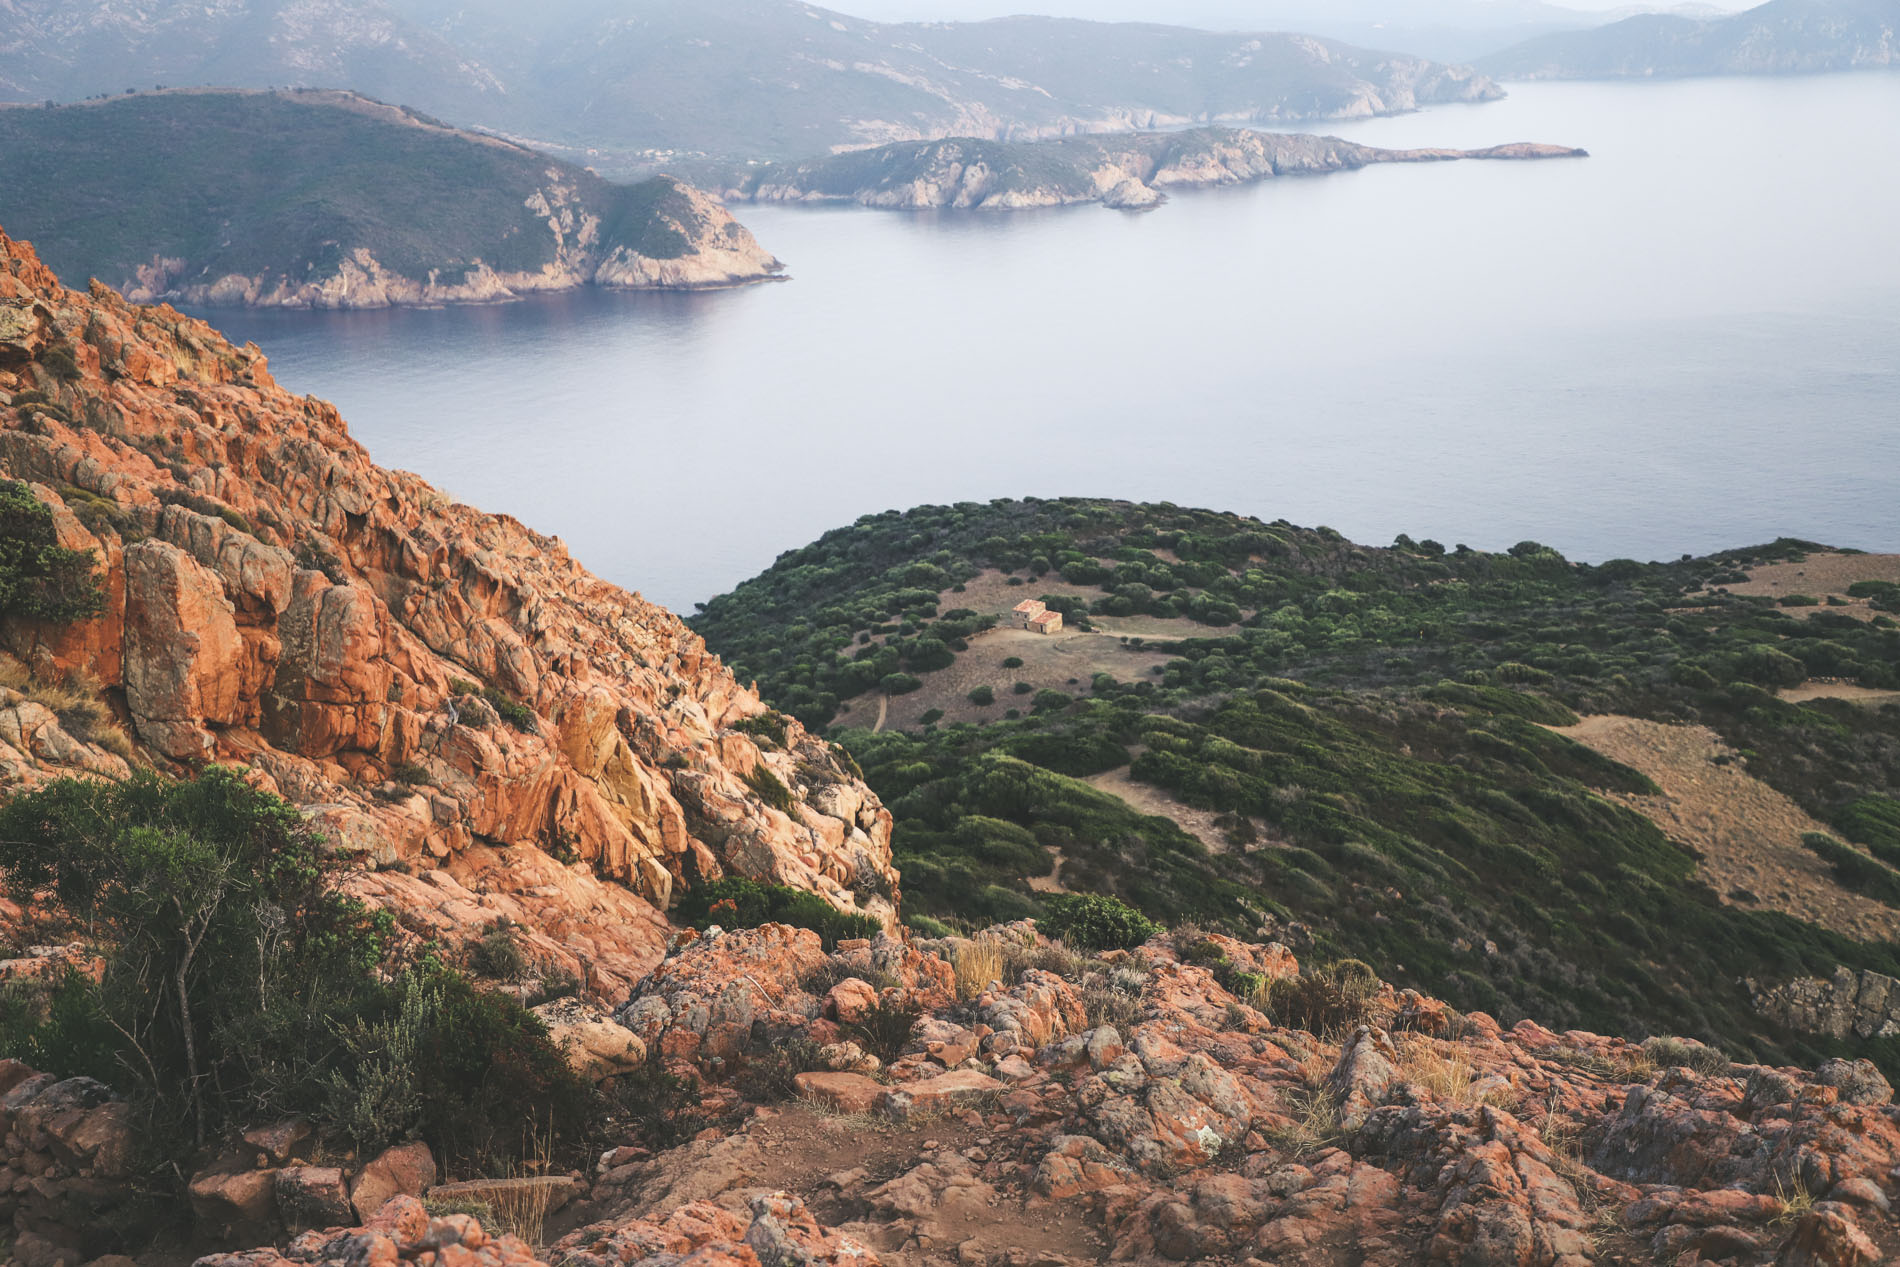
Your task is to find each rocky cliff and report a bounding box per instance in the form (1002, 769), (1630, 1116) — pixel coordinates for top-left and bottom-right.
(0, 225), (888, 999)
(725, 129), (1589, 212)
(0, 92), (783, 311)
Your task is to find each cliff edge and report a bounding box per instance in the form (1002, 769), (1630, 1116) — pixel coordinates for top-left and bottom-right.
(0, 225), (889, 999)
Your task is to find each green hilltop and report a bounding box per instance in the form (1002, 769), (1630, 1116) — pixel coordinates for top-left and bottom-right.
(0, 91), (719, 301)
(694, 497), (1900, 1074)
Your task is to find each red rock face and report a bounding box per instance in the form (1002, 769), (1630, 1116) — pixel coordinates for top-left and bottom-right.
(0, 226), (897, 996)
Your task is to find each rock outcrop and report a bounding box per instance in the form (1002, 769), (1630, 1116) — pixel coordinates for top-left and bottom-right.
(727, 128), (1589, 213)
(0, 225), (893, 998)
(1751, 965), (1900, 1041)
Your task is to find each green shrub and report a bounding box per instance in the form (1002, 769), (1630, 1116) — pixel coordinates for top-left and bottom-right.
(674, 876), (879, 950)
(1801, 833), (1900, 906)
(1040, 893), (1161, 951)
(743, 763), (796, 813)
(1002, 656), (1024, 669)
(882, 673), (923, 696)
(391, 763), (431, 786)
(469, 922), (529, 980)
(40, 346), (81, 381)
(0, 480), (104, 623)
(844, 997), (921, 1065)
(968, 685), (995, 706)
(1012, 681), (1033, 695)
(733, 711), (791, 748)
(0, 769), (589, 1176)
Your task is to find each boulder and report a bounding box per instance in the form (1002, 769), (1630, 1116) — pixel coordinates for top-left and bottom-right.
(274, 1165), (351, 1234)
(824, 977), (879, 1025)
(349, 1140), (436, 1222)
(793, 1071), (886, 1115)
(532, 996), (648, 1081)
(877, 1069), (1002, 1120)
(188, 1165), (279, 1242)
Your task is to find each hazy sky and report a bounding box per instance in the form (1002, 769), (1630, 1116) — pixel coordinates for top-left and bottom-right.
(829, 0), (1759, 22)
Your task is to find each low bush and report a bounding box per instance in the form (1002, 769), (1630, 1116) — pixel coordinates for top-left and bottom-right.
(0, 480), (104, 623)
(1267, 960), (1382, 1035)
(674, 876), (879, 950)
(743, 763), (796, 813)
(1801, 833), (1900, 906)
(1640, 1035), (1730, 1077)
(968, 685), (996, 706)
(0, 769), (590, 1176)
(1040, 893), (1161, 952)
(844, 997), (921, 1065)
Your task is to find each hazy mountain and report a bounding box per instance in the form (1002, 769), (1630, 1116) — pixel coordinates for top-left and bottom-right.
(1479, 0), (1899, 76)
(0, 0), (1503, 163)
(814, 0), (1760, 61)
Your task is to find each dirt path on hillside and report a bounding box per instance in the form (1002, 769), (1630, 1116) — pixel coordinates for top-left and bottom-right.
(1085, 759), (1233, 855)
(1548, 715), (1900, 943)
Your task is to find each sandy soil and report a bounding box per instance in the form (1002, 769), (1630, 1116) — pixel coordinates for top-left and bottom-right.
(839, 569), (1213, 732)
(1548, 715), (1900, 943)
(1712, 551), (1900, 621)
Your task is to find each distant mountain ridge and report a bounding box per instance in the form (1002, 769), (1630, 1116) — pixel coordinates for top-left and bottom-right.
(0, 0), (1505, 166)
(0, 90), (781, 308)
(1479, 0), (1900, 77)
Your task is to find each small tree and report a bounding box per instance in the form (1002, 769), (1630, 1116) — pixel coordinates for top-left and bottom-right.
(0, 481), (104, 623)
(0, 768), (386, 1146)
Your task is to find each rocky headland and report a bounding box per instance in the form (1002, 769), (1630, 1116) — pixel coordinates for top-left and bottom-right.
(0, 92), (782, 311)
(723, 129), (1589, 213)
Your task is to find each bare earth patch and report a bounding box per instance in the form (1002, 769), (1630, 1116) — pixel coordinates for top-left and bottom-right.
(607, 1100), (1112, 1264)
(1779, 681), (1900, 708)
(839, 569), (1213, 732)
(1549, 715), (1900, 943)
(1712, 551), (1900, 621)
(1085, 758), (1233, 855)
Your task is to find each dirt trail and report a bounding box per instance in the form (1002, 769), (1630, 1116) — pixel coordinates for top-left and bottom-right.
(1549, 715), (1900, 943)
(1085, 759), (1233, 855)
(611, 1102), (1111, 1264)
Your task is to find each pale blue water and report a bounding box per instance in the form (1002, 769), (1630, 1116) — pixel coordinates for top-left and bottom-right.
(200, 76), (1900, 611)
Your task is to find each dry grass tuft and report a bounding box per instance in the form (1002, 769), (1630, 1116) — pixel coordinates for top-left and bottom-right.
(0, 658), (135, 760)
(1265, 1086), (1343, 1157)
(1396, 1035), (1519, 1109)
(952, 936), (1006, 1002)
(1770, 1172), (1816, 1227)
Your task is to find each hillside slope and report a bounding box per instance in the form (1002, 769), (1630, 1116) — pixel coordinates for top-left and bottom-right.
(719, 127), (1587, 212)
(0, 91), (781, 308)
(0, 0), (1505, 164)
(1479, 0), (1900, 78)
(0, 222), (891, 999)
(693, 498), (1900, 1069)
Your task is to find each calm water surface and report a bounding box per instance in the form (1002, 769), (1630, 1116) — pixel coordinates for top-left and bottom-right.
(201, 77), (1900, 611)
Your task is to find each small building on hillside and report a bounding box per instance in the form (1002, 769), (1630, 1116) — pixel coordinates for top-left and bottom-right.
(1029, 610), (1064, 636)
(1012, 599), (1047, 629)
